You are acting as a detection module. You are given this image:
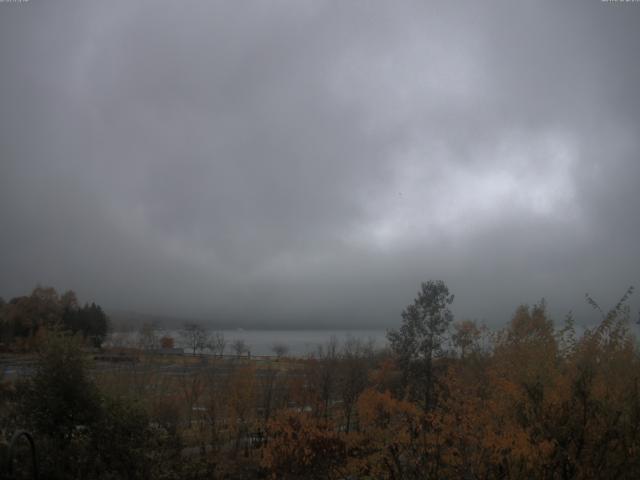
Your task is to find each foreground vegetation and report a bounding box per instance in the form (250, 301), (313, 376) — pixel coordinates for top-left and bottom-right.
(1, 282), (640, 479)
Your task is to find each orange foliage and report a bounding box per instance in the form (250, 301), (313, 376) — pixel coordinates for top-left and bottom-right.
(160, 336), (175, 349)
(262, 411), (346, 479)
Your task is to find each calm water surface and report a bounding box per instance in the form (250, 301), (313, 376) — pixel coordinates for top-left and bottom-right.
(111, 329), (389, 356)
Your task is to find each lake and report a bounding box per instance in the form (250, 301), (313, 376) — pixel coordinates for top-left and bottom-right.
(108, 329), (390, 356)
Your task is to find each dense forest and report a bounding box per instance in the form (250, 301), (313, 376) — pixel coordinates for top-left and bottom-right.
(0, 286), (109, 349)
(1, 282), (640, 479)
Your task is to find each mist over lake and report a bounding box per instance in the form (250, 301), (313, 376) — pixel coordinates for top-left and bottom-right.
(2, 1), (640, 478)
(110, 328), (389, 356)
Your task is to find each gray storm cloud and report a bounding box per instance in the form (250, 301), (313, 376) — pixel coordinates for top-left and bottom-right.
(1, 0), (639, 328)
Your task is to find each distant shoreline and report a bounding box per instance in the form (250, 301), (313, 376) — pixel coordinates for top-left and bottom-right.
(106, 328), (389, 357)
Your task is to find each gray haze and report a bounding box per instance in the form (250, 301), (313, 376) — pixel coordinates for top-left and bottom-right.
(1, 0), (639, 328)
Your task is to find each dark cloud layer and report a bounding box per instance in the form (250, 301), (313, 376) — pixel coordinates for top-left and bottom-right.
(1, 0), (639, 328)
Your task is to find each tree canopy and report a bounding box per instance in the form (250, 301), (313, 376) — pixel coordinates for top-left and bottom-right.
(0, 286), (109, 349)
(387, 280), (454, 409)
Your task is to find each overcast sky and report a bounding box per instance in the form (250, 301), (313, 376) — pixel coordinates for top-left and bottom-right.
(1, 0), (639, 328)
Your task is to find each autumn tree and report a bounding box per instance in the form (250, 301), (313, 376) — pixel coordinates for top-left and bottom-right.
(493, 301), (557, 389)
(3, 286), (62, 346)
(387, 280), (454, 410)
(13, 330), (180, 479)
(0, 286), (109, 349)
(551, 287), (640, 478)
(306, 336), (339, 420)
(227, 365), (257, 457)
(344, 388), (424, 479)
(180, 321), (209, 355)
(0, 297), (10, 343)
(337, 336), (374, 432)
(179, 362), (206, 425)
(61, 296), (110, 347)
(202, 360), (231, 451)
(160, 335), (175, 349)
(258, 365), (283, 424)
(232, 338), (248, 358)
(209, 331), (227, 357)
(17, 331), (101, 444)
(138, 321), (159, 350)
(451, 319), (482, 359)
(262, 410), (347, 479)
(271, 342), (289, 359)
